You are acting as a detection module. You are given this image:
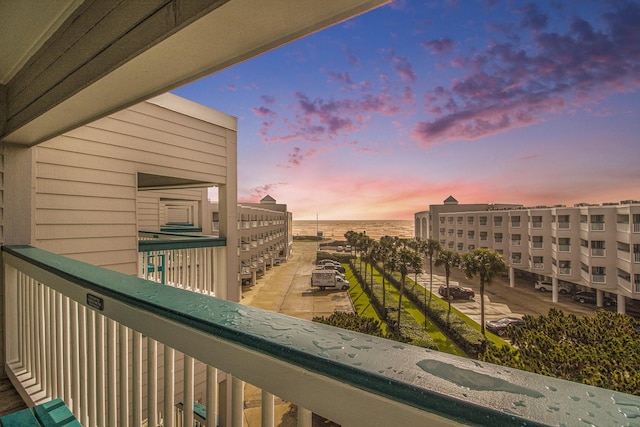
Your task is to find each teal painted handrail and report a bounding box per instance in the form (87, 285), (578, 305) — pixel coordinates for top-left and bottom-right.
(138, 232), (226, 251)
(4, 245), (640, 426)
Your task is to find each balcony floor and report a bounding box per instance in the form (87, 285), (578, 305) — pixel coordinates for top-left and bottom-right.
(0, 377), (27, 416)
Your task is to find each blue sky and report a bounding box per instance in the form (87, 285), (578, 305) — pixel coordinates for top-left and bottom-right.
(173, 0), (640, 220)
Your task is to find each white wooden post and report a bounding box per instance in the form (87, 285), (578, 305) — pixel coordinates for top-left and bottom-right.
(147, 338), (158, 427)
(206, 366), (218, 427)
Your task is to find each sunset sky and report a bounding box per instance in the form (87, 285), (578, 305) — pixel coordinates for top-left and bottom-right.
(173, 0), (640, 220)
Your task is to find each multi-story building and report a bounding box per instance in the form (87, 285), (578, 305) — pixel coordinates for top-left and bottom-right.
(211, 195), (293, 287)
(3, 2), (639, 425)
(415, 196), (640, 310)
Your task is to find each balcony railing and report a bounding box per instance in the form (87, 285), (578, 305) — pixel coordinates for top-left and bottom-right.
(138, 231), (226, 296)
(592, 274), (606, 283)
(634, 223), (640, 233)
(591, 248), (606, 257)
(4, 246), (640, 426)
(559, 267), (572, 275)
(533, 262), (544, 269)
(617, 223), (630, 232)
(511, 240), (521, 246)
(531, 241), (543, 249)
(558, 244), (571, 252)
(590, 223), (605, 231)
(557, 222), (570, 229)
(635, 252), (640, 263)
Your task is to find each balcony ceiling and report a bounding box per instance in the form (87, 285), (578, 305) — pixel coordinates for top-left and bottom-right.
(0, 0), (388, 146)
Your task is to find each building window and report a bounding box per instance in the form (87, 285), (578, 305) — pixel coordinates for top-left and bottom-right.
(511, 234), (521, 246)
(531, 215), (542, 228)
(494, 216), (503, 227)
(559, 261), (571, 275)
(448, 241), (454, 249)
(457, 243), (463, 251)
(591, 240), (605, 256)
(532, 236), (543, 249)
(440, 217), (445, 224)
(494, 233), (503, 243)
(457, 216), (463, 224)
(511, 216), (520, 228)
(590, 214), (605, 231)
(467, 231), (475, 239)
(468, 244), (475, 251)
(592, 266), (606, 283)
(533, 256), (544, 269)
(635, 274), (640, 293)
(440, 228), (445, 236)
(512, 253), (522, 264)
(467, 217), (474, 225)
(457, 230), (463, 238)
(479, 216), (487, 226)
(480, 231), (487, 241)
(558, 238), (570, 252)
(618, 268), (631, 283)
(558, 215), (570, 229)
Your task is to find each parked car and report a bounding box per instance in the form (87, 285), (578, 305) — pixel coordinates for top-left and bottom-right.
(534, 280), (572, 294)
(336, 246), (344, 252)
(438, 285), (475, 300)
(485, 317), (526, 336)
(317, 259), (340, 267)
(319, 264), (346, 274)
(572, 291), (616, 307)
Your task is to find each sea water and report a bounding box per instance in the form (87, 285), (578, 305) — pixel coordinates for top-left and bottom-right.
(292, 220), (414, 240)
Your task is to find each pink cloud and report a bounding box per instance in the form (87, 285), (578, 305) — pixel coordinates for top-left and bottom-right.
(413, 2), (640, 145)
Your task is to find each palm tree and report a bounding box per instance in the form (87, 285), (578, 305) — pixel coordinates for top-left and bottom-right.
(421, 239), (441, 308)
(461, 248), (506, 336)
(365, 239), (379, 290)
(379, 236), (396, 314)
(434, 249), (461, 322)
(391, 242), (422, 331)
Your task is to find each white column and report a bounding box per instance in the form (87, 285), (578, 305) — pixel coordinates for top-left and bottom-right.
(297, 407), (312, 427)
(261, 390), (274, 427)
(551, 277), (559, 303)
(618, 294), (626, 314)
(508, 266), (515, 288)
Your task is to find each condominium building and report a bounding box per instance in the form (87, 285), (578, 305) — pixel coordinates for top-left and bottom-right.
(210, 195), (293, 287)
(415, 196), (640, 309)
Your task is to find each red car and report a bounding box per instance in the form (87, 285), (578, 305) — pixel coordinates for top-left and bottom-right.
(438, 285), (475, 300)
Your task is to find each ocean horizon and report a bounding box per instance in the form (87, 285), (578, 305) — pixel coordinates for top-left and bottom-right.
(292, 219), (414, 240)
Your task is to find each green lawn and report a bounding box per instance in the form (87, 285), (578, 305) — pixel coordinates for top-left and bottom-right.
(347, 262), (467, 357)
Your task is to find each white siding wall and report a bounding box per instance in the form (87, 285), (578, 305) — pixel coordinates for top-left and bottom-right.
(33, 95), (234, 275)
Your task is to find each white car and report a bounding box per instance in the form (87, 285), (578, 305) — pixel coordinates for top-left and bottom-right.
(534, 280), (572, 294)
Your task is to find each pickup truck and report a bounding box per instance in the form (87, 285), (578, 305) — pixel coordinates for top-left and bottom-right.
(311, 269), (349, 290)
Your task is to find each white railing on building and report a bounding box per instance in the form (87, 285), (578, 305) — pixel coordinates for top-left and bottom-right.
(511, 240), (521, 246)
(533, 262), (544, 269)
(590, 223), (605, 231)
(592, 274), (606, 283)
(138, 231), (226, 296)
(617, 223), (630, 232)
(4, 245), (639, 427)
(591, 248), (606, 257)
(634, 252), (640, 263)
(558, 244), (571, 252)
(531, 242), (543, 249)
(558, 222), (570, 229)
(559, 267), (572, 275)
(634, 223), (640, 233)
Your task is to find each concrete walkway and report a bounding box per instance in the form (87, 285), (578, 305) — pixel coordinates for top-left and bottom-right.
(412, 272), (519, 323)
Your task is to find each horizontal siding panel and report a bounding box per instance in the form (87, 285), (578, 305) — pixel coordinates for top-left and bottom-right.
(37, 179), (136, 199)
(36, 194), (135, 211)
(50, 133), (227, 177)
(37, 236), (136, 254)
(36, 209), (136, 225)
(77, 122), (227, 163)
(36, 161), (135, 187)
(36, 224), (137, 240)
(128, 101), (235, 135)
(35, 146), (134, 174)
(107, 108), (229, 148)
(66, 249), (138, 268)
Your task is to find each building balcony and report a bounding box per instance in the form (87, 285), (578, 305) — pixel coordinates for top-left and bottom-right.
(559, 267), (572, 275)
(557, 222), (570, 230)
(635, 252), (640, 263)
(634, 223), (640, 233)
(4, 245), (639, 426)
(591, 248), (606, 257)
(558, 244), (571, 252)
(531, 242), (543, 249)
(617, 223), (630, 232)
(138, 231), (227, 296)
(592, 274), (606, 283)
(590, 223), (605, 231)
(532, 262), (544, 269)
